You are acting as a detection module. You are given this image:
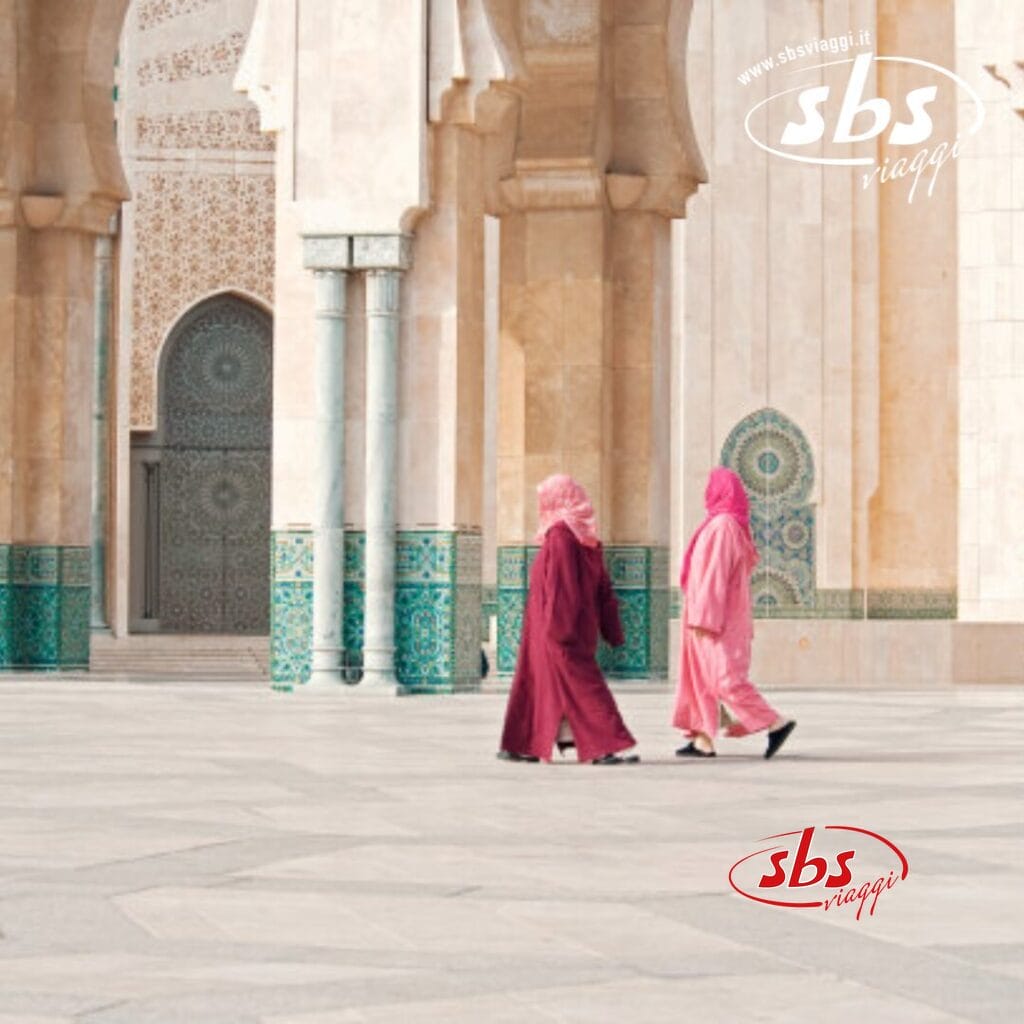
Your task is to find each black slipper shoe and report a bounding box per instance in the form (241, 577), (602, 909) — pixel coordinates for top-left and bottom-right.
(592, 753), (641, 765)
(764, 720), (796, 760)
(496, 750), (540, 763)
(675, 742), (716, 758)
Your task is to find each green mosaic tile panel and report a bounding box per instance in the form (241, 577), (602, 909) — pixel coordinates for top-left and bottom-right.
(342, 578), (364, 655)
(0, 544), (90, 670)
(649, 583), (669, 675)
(397, 531), (456, 584)
(0, 545), (9, 667)
(598, 589), (651, 678)
(497, 587), (526, 673)
(297, 529), (483, 693)
(394, 583), (455, 691)
(344, 531), (365, 583)
(10, 586), (61, 667)
(59, 586), (91, 669)
(270, 531), (313, 690)
(497, 543), (669, 680)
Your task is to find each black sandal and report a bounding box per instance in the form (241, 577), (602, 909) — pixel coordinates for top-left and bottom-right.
(675, 742), (716, 758)
(764, 720), (796, 760)
(592, 753), (640, 765)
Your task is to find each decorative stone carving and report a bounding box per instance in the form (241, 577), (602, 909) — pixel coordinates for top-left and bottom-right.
(138, 33), (247, 86)
(136, 109), (273, 152)
(129, 172), (274, 428)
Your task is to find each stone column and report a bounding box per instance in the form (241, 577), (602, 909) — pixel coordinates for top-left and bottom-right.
(302, 237), (351, 687)
(355, 235), (411, 690)
(90, 232), (114, 632)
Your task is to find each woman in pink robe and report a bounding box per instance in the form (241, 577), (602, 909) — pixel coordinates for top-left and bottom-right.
(498, 475), (639, 765)
(674, 467), (796, 759)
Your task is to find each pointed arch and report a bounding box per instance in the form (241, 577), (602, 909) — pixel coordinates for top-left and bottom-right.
(721, 408), (816, 611)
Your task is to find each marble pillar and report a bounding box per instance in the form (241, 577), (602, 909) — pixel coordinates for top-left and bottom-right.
(302, 237), (351, 687)
(356, 235), (411, 690)
(90, 233), (114, 632)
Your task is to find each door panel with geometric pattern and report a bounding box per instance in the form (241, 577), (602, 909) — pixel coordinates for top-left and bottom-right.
(133, 296), (272, 634)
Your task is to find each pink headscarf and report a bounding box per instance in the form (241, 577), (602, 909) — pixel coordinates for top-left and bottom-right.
(680, 466), (758, 587)
(536, 474), (600, 548)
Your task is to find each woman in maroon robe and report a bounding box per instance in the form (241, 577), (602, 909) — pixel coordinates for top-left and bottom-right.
(498, 475), (639, 765)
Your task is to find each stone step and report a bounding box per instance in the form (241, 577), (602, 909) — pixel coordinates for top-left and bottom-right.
(89, 635), (270, 682)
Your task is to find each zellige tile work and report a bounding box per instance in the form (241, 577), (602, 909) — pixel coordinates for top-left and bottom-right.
(0, 544), (90, 670)
(497, 544), (669, 680)
(269, 531), (313, 691)
(722, 407), (816, 613)
(273, 530), (482, 693)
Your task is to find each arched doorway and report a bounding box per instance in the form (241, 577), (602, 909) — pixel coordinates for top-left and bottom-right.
(130, 295), (272, 634)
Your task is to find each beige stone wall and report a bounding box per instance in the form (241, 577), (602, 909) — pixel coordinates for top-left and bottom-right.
(399, 123), (486, 531)
(956, 0), (1024, 620)
(116, 0), (274, 431)
(683, 0), (839, 567)
(683, 0), (960, 601)
(0, 0), (129, 551)
(868, 1), (958, 591)
(498, 206), (614, 544)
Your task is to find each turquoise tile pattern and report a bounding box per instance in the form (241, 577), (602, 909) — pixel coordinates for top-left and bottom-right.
(271, 529), (482, 693)
(719, 407), (954, 621)
(721, 407), (816, 613)
(497, 543), (669, 680)
(0, 544), (90, 670)
(269, 531), (313, 691)
(716, 405), (954, 614)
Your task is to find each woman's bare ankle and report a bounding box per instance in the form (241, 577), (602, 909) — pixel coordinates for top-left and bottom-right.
(693, 732), (715, 753)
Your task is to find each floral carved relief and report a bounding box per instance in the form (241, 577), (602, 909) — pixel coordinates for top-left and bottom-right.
(136, 109), (274, 152)
(129, 172), (274, 429)
(137, 33), (247, 85)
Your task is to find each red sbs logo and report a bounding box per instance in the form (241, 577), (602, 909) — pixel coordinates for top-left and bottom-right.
(729, 826), (909, 921)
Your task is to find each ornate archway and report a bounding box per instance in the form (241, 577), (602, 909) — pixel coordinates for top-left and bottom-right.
(130, 295), (272, 633)
(721, 408), (816, 613)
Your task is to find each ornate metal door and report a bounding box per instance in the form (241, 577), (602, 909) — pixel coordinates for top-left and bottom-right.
(133, 296), (272, 634)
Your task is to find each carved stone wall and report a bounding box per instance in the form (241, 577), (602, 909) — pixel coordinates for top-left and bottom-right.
(117, 0), (274, 430)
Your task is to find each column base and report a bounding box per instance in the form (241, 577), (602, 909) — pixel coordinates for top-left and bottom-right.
(306, 669), (345, 688)
(358, 667), (399, 692)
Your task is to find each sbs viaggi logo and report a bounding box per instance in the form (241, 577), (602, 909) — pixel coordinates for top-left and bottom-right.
(729, 826), (910, 921)
(738, 28), (984, 203)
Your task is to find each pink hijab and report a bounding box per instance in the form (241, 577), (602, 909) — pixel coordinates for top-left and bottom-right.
(680, 466), (758, 587)
(536, 474), (600, 548)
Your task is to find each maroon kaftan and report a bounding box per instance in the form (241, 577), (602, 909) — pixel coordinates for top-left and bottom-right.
(499, 522), (636, 762)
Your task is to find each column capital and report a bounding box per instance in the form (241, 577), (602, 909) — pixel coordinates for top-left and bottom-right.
(302, 234), (353, 271)
(352, 234), (413, 271)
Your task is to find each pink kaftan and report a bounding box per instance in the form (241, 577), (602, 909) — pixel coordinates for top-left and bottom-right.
(673, 513), (778, 739)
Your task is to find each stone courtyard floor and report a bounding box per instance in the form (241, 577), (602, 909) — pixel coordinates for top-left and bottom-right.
(0, 680), (1021, 1023)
